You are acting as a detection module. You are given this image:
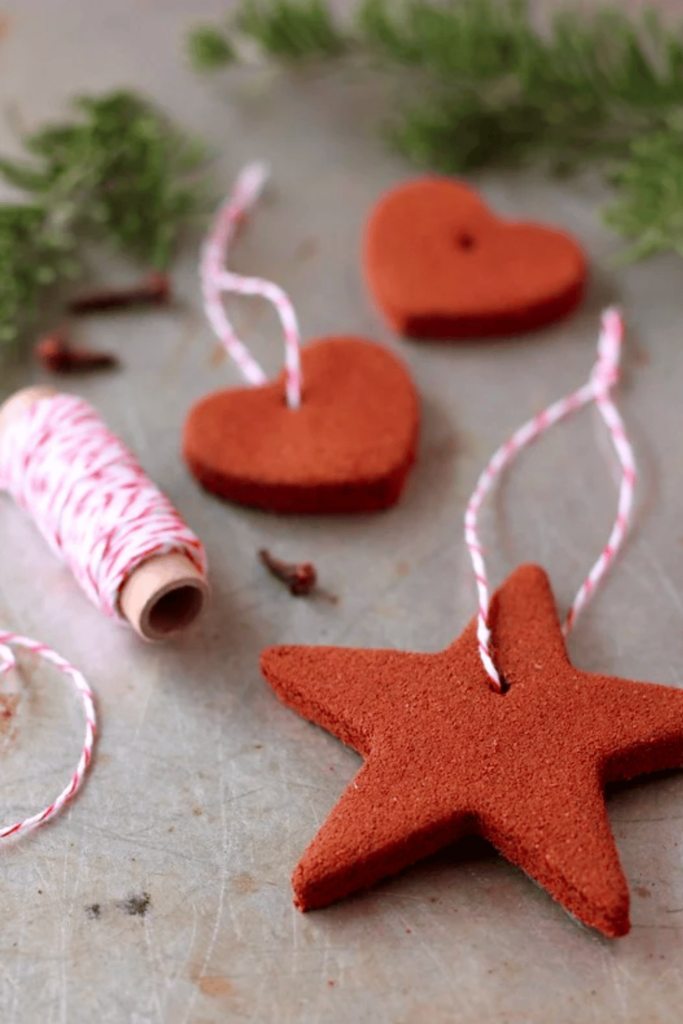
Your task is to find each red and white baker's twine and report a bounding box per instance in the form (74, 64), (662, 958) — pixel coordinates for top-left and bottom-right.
(0, 635), (95, 840)
(0, 393), (207, 837)
(465, 307), (635, 693)
(201, 162), (303, 409)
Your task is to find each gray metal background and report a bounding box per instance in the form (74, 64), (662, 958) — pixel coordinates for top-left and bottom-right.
(1, 1), (683, 1020)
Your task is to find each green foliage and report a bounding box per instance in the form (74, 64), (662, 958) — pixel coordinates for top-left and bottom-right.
(236, 0), (348, 60)
(187, 25), (235, 71)
(0, 205), (78, 343)
(192, 0), (683, 262)
(357, 0), (534, 78)
(605, 123), (683, 261)
(360, 1), (683, 174)
(0, 90), (210, 345)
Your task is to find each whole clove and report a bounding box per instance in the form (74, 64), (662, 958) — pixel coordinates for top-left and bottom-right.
(35, 328), (119, 373)
(259, 549), (318, 597)
(67, 271), (171, 314)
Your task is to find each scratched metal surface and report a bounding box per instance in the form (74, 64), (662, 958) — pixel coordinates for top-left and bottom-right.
(1, 1), (683, 1021)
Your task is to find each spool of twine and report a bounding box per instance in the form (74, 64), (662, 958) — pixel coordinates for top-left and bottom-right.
(0, 387), (209, 641)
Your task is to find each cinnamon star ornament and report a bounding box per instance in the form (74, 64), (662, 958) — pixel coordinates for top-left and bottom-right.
(261, 564), (683, 938)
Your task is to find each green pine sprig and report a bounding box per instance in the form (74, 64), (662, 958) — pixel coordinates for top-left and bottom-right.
(187, 25), (236, 70)
(187, 0), (683, 263)
(0, 90), (211, 345)
(604, 121), (683, 262)
(236, 0), (348, 59)
(188, 0), (348, 69)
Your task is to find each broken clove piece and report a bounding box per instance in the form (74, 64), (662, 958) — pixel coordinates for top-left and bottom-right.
(67, 271), (171, 314)
(259, 549), (318, 597)
(35, 328), (119, 373)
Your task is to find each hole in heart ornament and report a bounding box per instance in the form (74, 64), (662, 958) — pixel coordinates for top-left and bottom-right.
(455, 231), (476, 251)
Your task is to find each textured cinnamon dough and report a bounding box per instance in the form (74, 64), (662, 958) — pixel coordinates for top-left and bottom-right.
(262, 564), (683, 937)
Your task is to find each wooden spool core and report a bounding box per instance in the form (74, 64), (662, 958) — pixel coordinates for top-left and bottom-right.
(0, 386), (209, 641)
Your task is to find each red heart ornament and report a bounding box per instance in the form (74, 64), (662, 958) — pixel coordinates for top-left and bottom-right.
(364, 176), (587, 339)
(183, 336), (420, 514)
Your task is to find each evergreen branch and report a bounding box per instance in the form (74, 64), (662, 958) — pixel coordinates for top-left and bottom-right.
(0, 90), (211, 346)
(604, 123), (683, 261)
(189, 0), (683, 262)
(187, 25), (236, 71)
(236, 0), (349, 60)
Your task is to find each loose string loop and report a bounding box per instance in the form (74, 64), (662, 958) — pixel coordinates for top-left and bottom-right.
(201, 162), (303, 410)
(465, 308), (635, 693)
(0, 633), (96, 841)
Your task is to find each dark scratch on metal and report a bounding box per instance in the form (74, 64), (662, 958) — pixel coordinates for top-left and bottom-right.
(118, 892), (151, 917)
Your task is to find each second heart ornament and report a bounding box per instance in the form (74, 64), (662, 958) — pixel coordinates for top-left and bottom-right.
(184, 164), (419, 515)
(364, 176), (587, 340)
(185, 335), (418, 515)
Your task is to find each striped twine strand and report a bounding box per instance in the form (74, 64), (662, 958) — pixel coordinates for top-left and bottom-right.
(201, 162), (303, 409)
(0, 633), (96, 840)
(465, 307), (635, 692)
